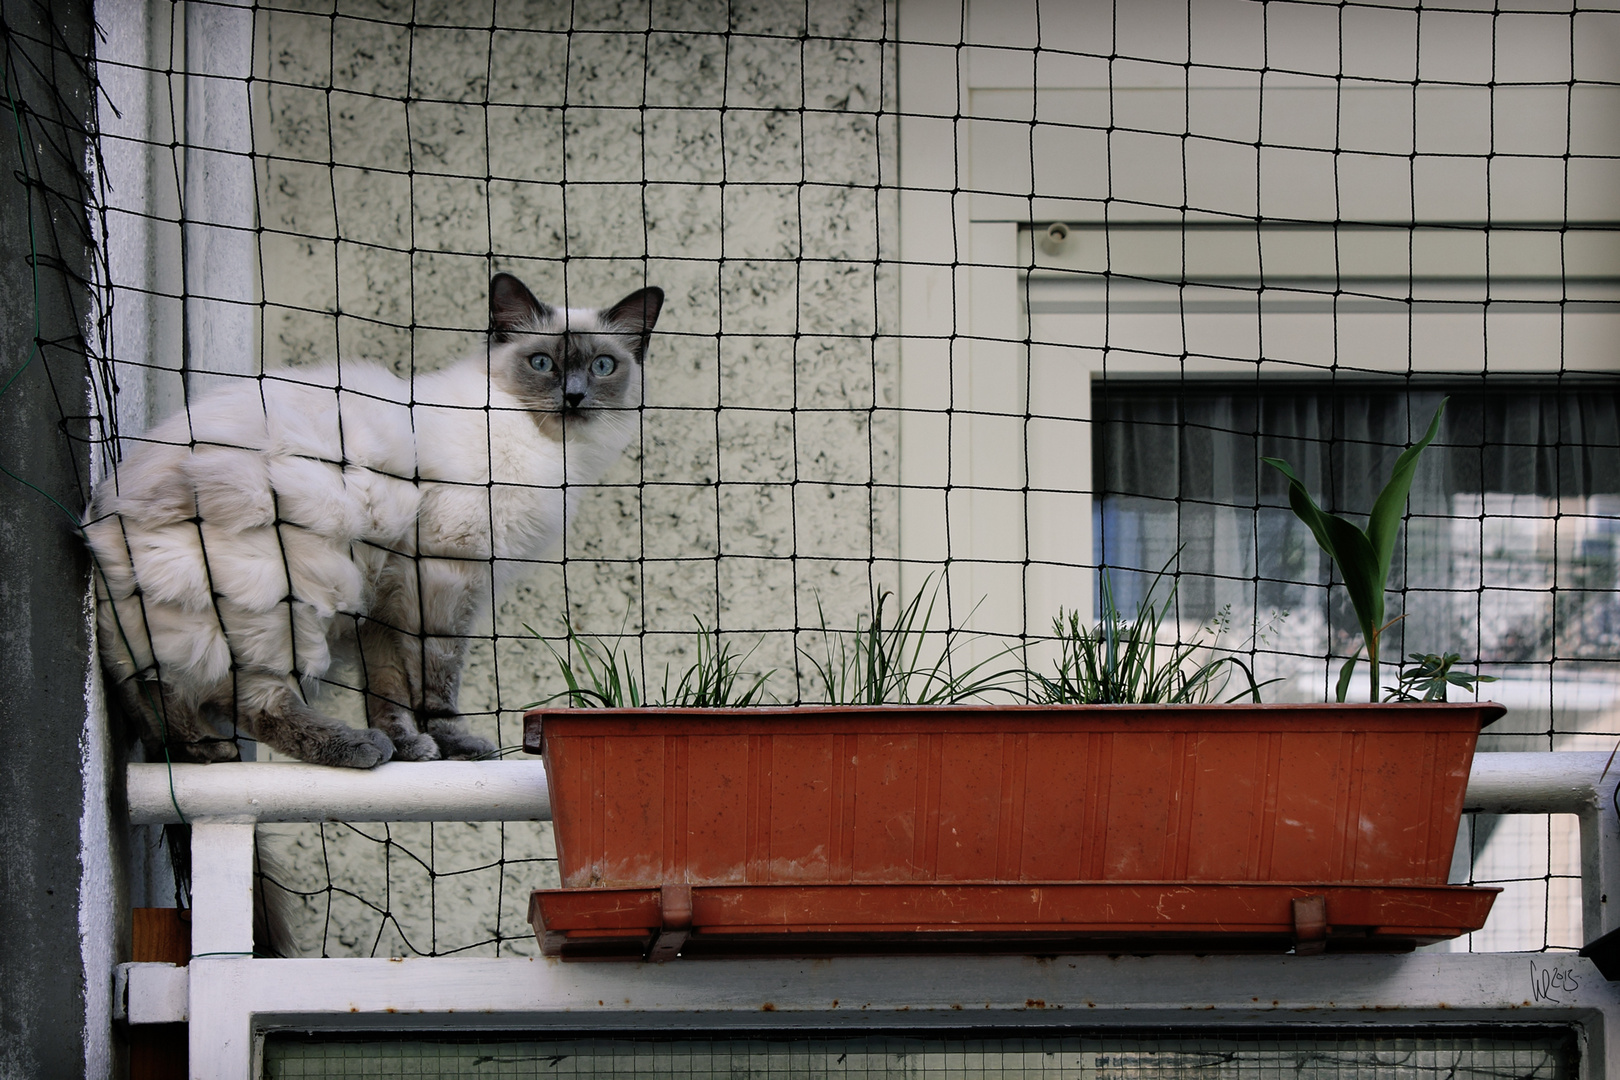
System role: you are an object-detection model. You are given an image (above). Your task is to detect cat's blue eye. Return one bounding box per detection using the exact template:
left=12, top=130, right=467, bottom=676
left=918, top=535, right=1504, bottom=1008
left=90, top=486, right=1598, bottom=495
left=528, top=353, right=554, bottom=373
left=590, top=355, right=617, bottom=377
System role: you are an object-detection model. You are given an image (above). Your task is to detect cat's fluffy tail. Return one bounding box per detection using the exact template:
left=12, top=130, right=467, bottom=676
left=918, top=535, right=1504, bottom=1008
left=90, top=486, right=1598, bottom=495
left=253, top=828, right=308, bottom=959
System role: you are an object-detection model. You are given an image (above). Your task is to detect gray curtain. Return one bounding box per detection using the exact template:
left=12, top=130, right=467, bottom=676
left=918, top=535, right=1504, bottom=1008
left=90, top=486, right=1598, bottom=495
left=1092, top=383, right=1620, bottom=672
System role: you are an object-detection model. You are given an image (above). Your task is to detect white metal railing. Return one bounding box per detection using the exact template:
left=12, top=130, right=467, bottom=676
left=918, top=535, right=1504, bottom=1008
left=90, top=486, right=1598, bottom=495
left=1465, top=752, right=1620, bottom=941
left=126, top=759, right=551, bottom=824
left=119, top=753, right=1620, bottom=1080
left=126, top=752, right=1620, bottom=941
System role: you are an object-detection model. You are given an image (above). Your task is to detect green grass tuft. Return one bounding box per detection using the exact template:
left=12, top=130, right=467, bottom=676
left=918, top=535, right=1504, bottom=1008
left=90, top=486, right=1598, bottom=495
left=800, top=577, right=1022, bottom=706
left=1026, top=563, right=1277, bottom=705
left=527, top=618, right=773, bottom=709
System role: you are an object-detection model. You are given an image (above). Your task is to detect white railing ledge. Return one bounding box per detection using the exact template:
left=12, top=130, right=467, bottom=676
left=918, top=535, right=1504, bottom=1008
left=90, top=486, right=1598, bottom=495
left=126, top=760, right=550, bottom=824
left=1466, top=750, right=1620, bottom=941
left=1466, top=750, right=1619, bottom=815
left=128, top=750, right=1615, bottom=826
left=125, top=751, right=1620, bottom=971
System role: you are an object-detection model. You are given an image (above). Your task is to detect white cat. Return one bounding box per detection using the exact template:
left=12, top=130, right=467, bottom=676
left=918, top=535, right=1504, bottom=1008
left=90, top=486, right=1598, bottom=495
left=85, top=275, right=662, bottom=767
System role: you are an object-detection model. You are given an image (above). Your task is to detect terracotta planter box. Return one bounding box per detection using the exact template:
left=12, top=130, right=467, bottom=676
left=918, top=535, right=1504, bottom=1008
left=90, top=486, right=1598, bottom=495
left=523, top=702, right=1504, bottom=959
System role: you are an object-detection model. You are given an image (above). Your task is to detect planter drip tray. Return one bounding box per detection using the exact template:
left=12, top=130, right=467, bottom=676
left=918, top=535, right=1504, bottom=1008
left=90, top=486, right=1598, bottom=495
left=528, top=882, right=1499, bottom=961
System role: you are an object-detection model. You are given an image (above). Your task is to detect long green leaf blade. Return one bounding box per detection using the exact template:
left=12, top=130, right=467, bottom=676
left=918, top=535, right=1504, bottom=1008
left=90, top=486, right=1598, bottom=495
left=1366, top=399, right=1446, bottom=587
left=1262, top=457, right=1342, bottom=565
left=1267, top=457, right=1385, bottom=644
left=1335, top=648, right=1362, bottom=703
left=1316, top=511, right=1385, bottom=643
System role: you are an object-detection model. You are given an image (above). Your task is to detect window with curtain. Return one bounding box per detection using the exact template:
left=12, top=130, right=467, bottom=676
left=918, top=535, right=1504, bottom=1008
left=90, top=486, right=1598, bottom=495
left=1092, top=381, right=1619, bottom=748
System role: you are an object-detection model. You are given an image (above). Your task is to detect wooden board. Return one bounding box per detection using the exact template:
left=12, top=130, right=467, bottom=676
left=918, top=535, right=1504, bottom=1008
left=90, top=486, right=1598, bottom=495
left=129, top=908, right=190, bottom=1080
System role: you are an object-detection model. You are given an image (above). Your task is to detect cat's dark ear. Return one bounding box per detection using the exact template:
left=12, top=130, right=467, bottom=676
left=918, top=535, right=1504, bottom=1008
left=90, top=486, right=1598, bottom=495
left=604, top=287, right=664, bottom=359
left=490, top=274, right=552, bottom=340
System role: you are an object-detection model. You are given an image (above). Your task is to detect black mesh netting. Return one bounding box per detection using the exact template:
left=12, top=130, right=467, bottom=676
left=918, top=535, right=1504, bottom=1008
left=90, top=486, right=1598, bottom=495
left=1, top=0, right=1614, bottom=958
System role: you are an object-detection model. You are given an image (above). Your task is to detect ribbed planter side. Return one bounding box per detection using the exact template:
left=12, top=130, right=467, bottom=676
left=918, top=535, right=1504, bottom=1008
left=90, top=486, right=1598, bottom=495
left=524, top=702, right=1503, bottom=890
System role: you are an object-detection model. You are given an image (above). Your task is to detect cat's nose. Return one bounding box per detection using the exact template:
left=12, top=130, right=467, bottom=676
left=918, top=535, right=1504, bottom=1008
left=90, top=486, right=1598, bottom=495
left=564, top=392, right=585, bottom=409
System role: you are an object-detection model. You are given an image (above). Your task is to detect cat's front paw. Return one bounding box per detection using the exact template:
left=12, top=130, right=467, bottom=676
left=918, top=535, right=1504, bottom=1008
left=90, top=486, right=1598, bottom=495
left=181, top=737, right=243, bottom=764
left=324, top=728, right=395, bottom=769
left=390, top=731, right=442, bottom=762
left=425, top=721, right=498, bottom=761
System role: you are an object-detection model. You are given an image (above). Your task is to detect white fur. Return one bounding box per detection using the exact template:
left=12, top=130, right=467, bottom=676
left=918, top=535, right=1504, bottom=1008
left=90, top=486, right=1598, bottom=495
left=87, top=352, right=640, bottom=691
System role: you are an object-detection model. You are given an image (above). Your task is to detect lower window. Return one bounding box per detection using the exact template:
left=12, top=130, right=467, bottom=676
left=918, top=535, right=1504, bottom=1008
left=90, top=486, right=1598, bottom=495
left=262, top=1029, right=1576, bottom=1079
left=1091, top=379, right=1619, bottom=748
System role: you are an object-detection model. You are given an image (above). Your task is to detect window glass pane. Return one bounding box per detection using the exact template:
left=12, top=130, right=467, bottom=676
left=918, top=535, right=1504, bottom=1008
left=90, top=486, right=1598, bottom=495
left=1091, top=382, right=1620, bottom=748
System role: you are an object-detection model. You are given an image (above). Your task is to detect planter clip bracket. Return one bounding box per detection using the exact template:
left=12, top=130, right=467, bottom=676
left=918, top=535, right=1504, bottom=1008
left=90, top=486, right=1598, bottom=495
left=1292, top=895, right=1328, bottom=956
left=649, top=884, right=693, bottom=962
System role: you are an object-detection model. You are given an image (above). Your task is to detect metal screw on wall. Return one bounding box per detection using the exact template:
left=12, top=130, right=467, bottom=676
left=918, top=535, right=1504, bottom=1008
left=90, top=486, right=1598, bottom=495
left=1039, top=221, right=1071, bottom=256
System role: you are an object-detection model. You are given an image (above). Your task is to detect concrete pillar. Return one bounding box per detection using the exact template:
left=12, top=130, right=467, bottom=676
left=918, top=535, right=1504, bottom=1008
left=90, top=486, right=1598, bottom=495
left=0, top=1, right=112, bottom=1076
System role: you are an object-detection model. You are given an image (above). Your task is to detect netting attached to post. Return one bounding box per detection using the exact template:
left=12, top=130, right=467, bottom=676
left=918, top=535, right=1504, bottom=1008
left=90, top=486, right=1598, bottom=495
left=2, top=0, right=1613, bottom=957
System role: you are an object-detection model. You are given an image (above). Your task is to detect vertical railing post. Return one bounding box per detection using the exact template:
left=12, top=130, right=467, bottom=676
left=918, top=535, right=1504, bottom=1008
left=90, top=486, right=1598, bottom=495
left=188, top=820, right=256, bottom=1079
left=189, top=820, right=256, bottom=959
left=1581, top=767, right=1620, bottom=941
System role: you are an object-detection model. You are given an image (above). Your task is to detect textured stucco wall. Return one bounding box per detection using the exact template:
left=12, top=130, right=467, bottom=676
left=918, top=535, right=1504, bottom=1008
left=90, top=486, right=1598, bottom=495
left=247, top=0, right=898, bottom=957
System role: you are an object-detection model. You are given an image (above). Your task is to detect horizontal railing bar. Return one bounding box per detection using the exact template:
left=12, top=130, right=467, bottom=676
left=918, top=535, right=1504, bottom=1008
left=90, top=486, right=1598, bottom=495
left=126, top=761, right=550, bottom=824
left=129, top=751, right=1612, bottom=826
left=1465, top=751, right=1617, bottom=816
left=1464, top=750, right=1620, bottom=939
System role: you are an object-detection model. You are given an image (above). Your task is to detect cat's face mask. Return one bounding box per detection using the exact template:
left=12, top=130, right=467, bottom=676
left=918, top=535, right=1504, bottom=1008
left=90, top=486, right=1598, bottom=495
left=488, top=273, right=664, bottom=426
